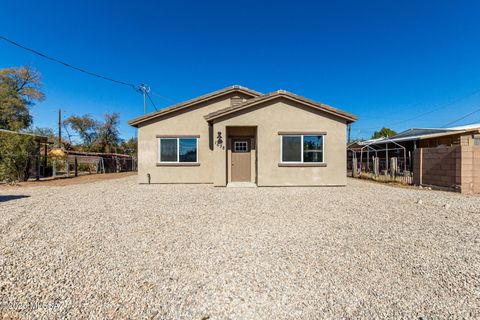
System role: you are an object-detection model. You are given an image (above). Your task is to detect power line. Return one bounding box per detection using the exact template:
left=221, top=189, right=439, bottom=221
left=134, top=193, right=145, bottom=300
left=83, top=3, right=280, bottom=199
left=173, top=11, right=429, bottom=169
left=150, top=90, right=176, bottom=104
left=387, top=88, right=480, bottom=126
left=353, top=87, right=480, bottom=131
left=146, top=92, right=158, bottom=111
left=0, top=35, right=137, bottom=89
left=441, top=107, right=480, bottom=127
left=1, top=35, right=176, bottom=113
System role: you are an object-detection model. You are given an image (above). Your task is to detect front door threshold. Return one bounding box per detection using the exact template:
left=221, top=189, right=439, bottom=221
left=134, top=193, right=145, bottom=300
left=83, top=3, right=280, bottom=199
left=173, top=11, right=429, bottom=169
left=227, top=182, right=257, bottom=188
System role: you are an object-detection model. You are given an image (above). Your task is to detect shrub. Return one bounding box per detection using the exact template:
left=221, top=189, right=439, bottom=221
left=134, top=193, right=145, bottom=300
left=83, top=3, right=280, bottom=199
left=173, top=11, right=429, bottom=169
left=0, top=132, right=36, bottom=182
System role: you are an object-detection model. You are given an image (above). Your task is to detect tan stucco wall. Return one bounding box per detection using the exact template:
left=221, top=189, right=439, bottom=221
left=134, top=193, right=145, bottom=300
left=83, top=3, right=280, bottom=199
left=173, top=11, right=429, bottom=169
left=212, top=98, right=348, bottom=186
left=137, top=95, right=350, bottom=186
left=137, top=93, right=253, bottom=183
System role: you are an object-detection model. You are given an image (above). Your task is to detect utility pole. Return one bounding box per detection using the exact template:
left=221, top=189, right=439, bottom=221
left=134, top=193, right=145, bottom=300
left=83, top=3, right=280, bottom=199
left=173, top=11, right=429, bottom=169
left=347, top=123, right=352, bottom=144
left=58, top=109, right=62, bottom=148
left=138, top=84, right=150, bottom=114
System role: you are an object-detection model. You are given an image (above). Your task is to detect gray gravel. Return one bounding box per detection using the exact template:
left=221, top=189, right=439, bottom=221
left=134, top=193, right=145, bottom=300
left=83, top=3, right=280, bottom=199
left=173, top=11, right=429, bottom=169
left=1, top=176, right=479, bottom=319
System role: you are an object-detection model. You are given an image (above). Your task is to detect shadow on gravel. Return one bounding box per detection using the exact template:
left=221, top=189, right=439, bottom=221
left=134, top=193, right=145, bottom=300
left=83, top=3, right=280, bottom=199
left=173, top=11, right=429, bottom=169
left=0, top=195, right=30, bottom=202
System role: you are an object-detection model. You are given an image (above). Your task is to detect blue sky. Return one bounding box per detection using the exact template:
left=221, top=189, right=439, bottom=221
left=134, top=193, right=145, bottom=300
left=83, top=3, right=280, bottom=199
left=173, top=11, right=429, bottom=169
left=1, top=0, right=480, bottom=140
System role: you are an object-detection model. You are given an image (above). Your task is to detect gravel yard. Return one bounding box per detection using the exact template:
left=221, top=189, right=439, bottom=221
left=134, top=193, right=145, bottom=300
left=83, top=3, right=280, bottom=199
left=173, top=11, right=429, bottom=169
left=1, top=176, right=479, bottom=319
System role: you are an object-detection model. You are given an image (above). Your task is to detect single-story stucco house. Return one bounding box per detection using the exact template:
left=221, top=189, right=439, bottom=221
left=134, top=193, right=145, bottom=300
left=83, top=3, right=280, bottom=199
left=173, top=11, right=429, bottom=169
left=128, top=86, right=358, bottom=186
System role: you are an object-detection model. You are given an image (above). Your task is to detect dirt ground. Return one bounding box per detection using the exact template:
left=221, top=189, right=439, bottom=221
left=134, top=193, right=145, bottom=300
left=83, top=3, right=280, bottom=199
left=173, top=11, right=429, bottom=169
left=0, top=171, right=135, bottom=188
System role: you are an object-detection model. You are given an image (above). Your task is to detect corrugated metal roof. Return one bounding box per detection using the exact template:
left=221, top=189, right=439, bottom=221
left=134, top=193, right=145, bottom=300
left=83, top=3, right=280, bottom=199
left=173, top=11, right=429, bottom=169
left=390, top=128, right=456, bottom=139
left=358, top=123, right=480, bottom=145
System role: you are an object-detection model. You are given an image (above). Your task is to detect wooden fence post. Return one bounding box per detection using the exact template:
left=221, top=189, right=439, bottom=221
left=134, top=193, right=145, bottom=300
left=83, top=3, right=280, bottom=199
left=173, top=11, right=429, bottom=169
left=35, top=141, right=40, bottom=181
left=419, top=148, right=423, bottom=185
left=373, top=156, right=380, bottom=176
left=74, top=157, right=78, bottom=177
left=390, top=157, right=398, bottom=177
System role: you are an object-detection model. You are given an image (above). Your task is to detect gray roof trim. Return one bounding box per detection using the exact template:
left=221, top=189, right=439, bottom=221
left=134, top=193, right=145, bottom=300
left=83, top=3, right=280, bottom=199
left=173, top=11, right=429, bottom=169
left=0, top=128, right=49, bottom=142
left=204, top=90, right=358, bottom=123
left=390, top=128, right=456, bottom=139
left=128, top=85, right=262, bottom=127
left=358, top=127, right=480, bottom=145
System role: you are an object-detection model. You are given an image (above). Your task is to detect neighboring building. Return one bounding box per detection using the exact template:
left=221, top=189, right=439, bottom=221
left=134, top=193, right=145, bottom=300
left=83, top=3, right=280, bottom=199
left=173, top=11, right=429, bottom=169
left=348, top=123, right=480, bottom=172
left=128, top=86, right=358, bottom=186
left=347, top=123, right=480, bottom=193
left=373, top=124, right=480, bottom=148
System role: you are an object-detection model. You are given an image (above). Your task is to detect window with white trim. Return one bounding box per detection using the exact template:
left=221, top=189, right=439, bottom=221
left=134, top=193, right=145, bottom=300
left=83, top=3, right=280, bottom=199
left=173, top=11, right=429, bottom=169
left=158, top=137, right=198, bottom=163
left=281, top=135, right=324, bottom=163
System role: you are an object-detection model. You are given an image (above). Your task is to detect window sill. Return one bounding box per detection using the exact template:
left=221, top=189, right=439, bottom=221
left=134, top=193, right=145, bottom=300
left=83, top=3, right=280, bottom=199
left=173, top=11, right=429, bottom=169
left=278, top=163, right=327, bottom=167
left=156, top=163, right=200, bottom=167
left=278, top=131, right=327, bottom=135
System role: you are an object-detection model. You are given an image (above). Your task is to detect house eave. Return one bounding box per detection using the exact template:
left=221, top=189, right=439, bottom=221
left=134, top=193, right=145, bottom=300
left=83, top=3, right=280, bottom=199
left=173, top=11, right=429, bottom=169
left=128, top=86, right=262, bottom=127
left=204, top=92, right=358, bottom=123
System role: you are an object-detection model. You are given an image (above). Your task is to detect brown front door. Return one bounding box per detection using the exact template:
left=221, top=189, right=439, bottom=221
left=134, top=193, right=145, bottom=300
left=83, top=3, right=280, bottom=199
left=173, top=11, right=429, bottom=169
left=231, top=139, right=251, bottom=182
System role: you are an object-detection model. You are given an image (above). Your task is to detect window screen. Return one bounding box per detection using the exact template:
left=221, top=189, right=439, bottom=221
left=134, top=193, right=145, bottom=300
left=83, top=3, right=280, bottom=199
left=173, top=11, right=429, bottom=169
left=160, top=138, right=177, bottom=162
left=282, top=136, right=302, bottom=162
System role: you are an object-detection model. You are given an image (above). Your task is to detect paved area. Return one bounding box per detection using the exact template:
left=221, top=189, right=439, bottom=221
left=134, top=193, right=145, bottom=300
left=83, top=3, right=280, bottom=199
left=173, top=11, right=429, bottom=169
left=0, top=176, right=479, bottom=319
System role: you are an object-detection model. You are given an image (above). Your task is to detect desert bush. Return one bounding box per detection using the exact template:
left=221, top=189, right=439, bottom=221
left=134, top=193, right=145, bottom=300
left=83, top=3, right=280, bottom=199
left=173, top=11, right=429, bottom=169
left=0, top=132, right=36, bottom=182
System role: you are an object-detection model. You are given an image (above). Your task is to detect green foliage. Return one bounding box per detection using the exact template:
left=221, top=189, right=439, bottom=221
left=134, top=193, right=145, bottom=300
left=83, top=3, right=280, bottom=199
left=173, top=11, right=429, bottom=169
left=63, top=114, right=99, bottom=148
left=32, top=127, right=56, bottom=143
left=120, top=137, right=137, bottom=156
left=63, top=112, right=124, bottom=153
left=371, top=127, right=397, bottom=139
left=92, top=113, right=122, bottom=153
left=0, top=132, right=36, bottom=182
left=0, top=66, right=45, bottom=131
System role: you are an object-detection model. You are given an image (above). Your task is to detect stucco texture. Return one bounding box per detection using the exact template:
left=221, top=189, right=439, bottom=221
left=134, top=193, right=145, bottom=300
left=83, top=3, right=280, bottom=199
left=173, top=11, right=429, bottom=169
left=137, top=93, right=252, bottom=184
left=137, top=95, right=349, bottom=186
left=212, top=98, right=348, bottom=186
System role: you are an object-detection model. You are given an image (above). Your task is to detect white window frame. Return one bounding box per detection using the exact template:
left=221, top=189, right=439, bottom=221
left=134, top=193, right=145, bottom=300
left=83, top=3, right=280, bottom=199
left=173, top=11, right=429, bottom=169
left=280, top=134, right=325, bottom=163
left=234, top=140, right=248, bottom=152
left=158, top=137, right=199, bottom=163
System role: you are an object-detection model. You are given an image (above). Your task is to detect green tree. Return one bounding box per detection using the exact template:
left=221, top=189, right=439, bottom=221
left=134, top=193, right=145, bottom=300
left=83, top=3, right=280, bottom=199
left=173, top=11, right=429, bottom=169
left=63, top=114, right=99, bottom=148
left=0, top=66, right=45, bottom=131
left=0, top=131, right=36, bottom=182
left=93, top=113, right=122, bottom=153
left=371, top=127, right=397, bottom=139
left=32, top=127, right=56, bottom=143
left=120, top=137, right=137, bottom=156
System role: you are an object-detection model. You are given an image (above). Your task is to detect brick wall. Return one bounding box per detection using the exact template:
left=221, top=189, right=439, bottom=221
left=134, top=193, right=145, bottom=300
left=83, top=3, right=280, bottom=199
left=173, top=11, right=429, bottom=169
left=413, top=146, right=480, bottom=193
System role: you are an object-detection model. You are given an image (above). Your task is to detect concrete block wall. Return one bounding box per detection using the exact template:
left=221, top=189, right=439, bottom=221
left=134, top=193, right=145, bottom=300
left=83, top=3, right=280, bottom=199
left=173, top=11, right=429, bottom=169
left=462, top=146, right=480, bottom=193
left=413, top=146, right=480, bottom=193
